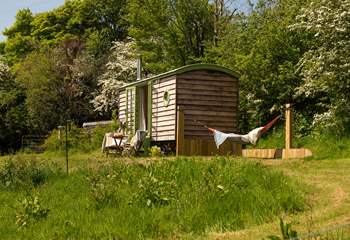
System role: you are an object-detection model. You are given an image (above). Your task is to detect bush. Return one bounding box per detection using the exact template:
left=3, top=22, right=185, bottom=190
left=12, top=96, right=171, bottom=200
left=0, top=156, right=52, bottom=189
left=44, top=124, right=115, bottom=153
left=149, top=146, right=162, bottom=157
left=15, top=193, right=49, bottom=228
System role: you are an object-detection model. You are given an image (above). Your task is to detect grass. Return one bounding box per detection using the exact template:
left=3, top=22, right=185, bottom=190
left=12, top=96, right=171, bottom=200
left=0, top=154, right=306, bottom=239
left=1, top=127, right=350, bottom=239
left=254, top=127, right=350, bottom=160
left=213, top=158, right=350, bottom=240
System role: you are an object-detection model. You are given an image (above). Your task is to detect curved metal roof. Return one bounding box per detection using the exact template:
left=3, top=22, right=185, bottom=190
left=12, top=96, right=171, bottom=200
left=119, top=63, right=240, bottom=89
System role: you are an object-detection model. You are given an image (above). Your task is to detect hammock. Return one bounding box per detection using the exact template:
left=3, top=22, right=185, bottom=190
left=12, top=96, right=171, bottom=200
left=209, top=116, right=280, bottom=148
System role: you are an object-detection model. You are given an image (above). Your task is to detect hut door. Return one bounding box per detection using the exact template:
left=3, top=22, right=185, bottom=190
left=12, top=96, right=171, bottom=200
left=137, top=86, right=148, bottom=131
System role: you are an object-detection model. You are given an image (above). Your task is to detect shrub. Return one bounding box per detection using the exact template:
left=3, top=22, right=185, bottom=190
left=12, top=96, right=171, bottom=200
left=15, top=193, right=49, bottom=228
left=135, top=172, right=178, bottom=207
left=87, top=173, right=120, bottom=209
left=149, top=146, right=162, bottom=157
left=44, top=124, right=115, bottom=153
left=0, top=156, right=52, bottom=189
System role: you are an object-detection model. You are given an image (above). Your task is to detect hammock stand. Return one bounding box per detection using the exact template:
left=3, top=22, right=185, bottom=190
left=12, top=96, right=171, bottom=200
left=241, top=104, right=312, bottom=159
left=194, top=104, right=312, bottom=159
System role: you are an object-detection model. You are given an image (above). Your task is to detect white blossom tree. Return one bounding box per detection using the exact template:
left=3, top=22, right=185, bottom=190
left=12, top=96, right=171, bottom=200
left=92, top=38, right=137, bottom=113
left=0, top=59, right=11, bottom=86
left=290, top=0, right=350, bottom=134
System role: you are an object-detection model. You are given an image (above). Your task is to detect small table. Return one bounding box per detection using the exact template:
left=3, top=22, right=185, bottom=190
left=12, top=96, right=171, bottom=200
left=111, top=133, right=125, bottom=154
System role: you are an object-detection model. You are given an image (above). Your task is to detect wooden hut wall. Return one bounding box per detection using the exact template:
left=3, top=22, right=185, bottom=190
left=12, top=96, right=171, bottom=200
left=176, top=70, right=239, bottom=139
left=119, top=90, right=126, bottom=123
left=152, top=76, right=177, bottom=141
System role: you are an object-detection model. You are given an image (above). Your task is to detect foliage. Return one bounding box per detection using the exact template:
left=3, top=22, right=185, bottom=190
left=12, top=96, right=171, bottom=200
left=0, top=156, right=52, bottom=189
left=2, top=9, right=35, bottom=64
left=149, top=146, right=162, bottom=157
left=264, top=218, right=298, bottom=240
left=15, top=193, right=49, bottom=228
left=290, top=0, right=350, bottom=135
left=213, top=0, right=310, bottom=131
left=14, top=50, right=66, bottom=134
left=14, top=42, right=102, bottom=135
left=3, top=0, right=128, bottom=62
left=43, top=124, right=114, bottom=154
left=127, top=0, right=215, bottom=73
left=87, top=173, right=121, bottom=209
left=0, top=59, right=27, bottom=153
left=92, top=39, right=137, bottom=113
left=84, top=157, right=305, bottom=237
left=1, top=0, right=350, bottom=151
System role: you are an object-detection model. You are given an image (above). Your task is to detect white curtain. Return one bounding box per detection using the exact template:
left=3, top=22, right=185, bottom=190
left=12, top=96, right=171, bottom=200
left=139, top=89, right=146, bottom=130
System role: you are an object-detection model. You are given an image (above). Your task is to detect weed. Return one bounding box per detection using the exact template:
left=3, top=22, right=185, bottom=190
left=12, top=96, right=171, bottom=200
left=87, top=173, right=120, bottom=209
left=15, top=193, right=49, bottom=228
left=264, top=218, right=298, bottom=240
left=149, top=145, right=162, bottom=157
left=135, top=171, right=178, bottom=207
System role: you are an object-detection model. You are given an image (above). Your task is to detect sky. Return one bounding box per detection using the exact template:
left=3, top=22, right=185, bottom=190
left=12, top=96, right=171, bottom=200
left=0, top=0, right=65, bottom=41
left=0, top=0, right=255, bottom=41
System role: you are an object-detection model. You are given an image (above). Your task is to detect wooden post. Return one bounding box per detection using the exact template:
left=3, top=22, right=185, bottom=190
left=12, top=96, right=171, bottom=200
left=285, top=104, right=292, bottom=149
left=284, top=103, right=292, bottom=159
left=176, top=106, right=184, bottom=156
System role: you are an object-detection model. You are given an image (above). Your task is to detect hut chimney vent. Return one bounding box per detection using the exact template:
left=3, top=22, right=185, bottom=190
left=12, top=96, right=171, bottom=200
left=137, top=56, right=142, bottom=81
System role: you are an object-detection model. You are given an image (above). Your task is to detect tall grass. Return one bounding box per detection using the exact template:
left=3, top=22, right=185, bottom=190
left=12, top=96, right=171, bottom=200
left=0, top=156, right=306, bottom=239
left=255, top=127, right=350, bottom=159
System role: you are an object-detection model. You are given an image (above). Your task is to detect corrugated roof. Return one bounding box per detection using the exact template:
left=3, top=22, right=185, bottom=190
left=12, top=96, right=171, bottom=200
left=119, top=63, right=240, bottom=90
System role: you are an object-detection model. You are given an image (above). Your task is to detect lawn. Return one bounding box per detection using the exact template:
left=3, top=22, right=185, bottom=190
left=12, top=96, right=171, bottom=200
left=0, top=153, right=349, bottom=239
left=0, top=153, right=306, bottom=239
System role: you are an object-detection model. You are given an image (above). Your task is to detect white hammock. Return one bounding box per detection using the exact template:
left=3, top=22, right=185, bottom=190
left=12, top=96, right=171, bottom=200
left=213, top=127, right=264, bottom=148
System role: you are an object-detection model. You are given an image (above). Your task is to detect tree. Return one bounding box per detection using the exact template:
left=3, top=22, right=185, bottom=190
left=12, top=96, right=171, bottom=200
left=92, top=39, right=137, bottom=114
left=290, top=0, right=350, bottom=135
left=14, top=50, right=66, bottom=134
left=14, top=40, right=101, bottom=134
left=2, top=9, right=35, bottom=64
left=128, top=0, right=215, bottom=73
left=213, top=0, right=309, bottom=131
left=31, top=0, right=128, bottom=54
left=0, top=59, right=27, bottom=153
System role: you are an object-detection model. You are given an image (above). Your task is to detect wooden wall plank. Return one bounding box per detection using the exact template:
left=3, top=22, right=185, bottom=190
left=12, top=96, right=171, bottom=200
left=178, top=94, right=237, bottom=102
left=177, top=88, right=238, bottom=97
left=181, top=139, right=241, bottom=156
left=178, top=84, right=238, bottom=92
left=177, top=99, right=237, bottom=107
left=152, top=75, right=176, bottom=141
left=119, top=90, right=127, bottom=122
left=178, top=78, right=236, bottom=87
left=177, top=70, right=239, bottom=140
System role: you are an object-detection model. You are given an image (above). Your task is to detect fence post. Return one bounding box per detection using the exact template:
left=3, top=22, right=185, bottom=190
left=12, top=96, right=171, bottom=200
left=284, top=103, right=292, bottom=159
left=176, top=106, right=184, bottom=156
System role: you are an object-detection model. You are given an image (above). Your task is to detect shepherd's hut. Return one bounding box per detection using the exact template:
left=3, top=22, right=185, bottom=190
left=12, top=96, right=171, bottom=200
left=118, top=63, right=241, bottom=156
